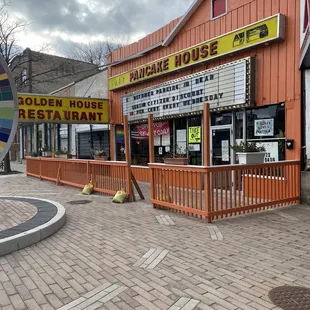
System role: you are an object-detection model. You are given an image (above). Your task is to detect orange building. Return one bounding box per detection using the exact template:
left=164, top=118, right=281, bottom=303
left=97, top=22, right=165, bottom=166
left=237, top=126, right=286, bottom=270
left=108, top=0, right=301, bottom=181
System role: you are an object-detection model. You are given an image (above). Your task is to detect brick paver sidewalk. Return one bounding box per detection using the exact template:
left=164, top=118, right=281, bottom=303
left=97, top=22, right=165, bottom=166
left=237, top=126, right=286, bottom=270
left=0, top=173, right=309, bottom=309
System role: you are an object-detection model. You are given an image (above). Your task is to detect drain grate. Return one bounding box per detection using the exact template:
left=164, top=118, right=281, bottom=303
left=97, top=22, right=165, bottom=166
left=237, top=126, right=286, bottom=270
left=67, top=200, right=92, bottom=205
left=269, top=286, right=310, bottom=310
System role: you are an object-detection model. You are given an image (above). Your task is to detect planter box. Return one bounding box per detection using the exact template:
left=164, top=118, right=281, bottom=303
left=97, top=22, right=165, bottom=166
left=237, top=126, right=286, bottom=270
left=236, top=152, right=265, bottom=165
left=94, top=156, right=109, bottom=161
left=164, top=158, right=190, bottom=165
left=56, top=154, right=72, bottom=159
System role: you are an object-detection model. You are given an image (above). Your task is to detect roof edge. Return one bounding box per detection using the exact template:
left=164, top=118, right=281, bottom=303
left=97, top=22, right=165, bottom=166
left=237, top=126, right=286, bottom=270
left=162, top=0, right=204, bottom=47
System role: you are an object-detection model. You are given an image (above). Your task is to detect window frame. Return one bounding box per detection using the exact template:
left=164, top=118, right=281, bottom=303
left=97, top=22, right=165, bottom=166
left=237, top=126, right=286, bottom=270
left=211, top=0, right=228, bottom=20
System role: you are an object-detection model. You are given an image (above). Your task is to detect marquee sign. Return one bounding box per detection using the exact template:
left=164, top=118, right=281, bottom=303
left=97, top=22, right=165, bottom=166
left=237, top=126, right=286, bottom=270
left=122, top=57, right=252, bottom=122
left=110, top=14, right=285, bottom=90
left=18, top=94, right=109, bottom=124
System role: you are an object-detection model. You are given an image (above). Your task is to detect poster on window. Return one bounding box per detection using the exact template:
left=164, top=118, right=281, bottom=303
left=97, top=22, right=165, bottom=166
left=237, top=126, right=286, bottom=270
left=254, top=119, right=274, bottom=136
left=176, top=142, right=187, bottom=154
left=188, top=126, right=201, bottom=143
left=256, top=142, right=279, bottom=162
left=162, top=134, right=170, bottom=146
left=154, top=136, right=161, bottom=146
left=221, top=140, right=230, bottom=162
left=177, top=129, right=187, bottom=142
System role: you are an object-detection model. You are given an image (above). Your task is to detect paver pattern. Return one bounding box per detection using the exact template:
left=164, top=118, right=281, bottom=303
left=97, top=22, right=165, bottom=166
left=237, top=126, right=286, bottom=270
left=0, top=200, right=37, bottom=231
left=0, top=165, right=310, bottom=309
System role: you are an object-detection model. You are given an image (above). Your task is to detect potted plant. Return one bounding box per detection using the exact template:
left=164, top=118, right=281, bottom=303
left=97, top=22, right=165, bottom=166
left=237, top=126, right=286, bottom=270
left=55, top=148, right=72, bottom=159
left=91, top=148, right=109, bottom=161
left=42, top=147, right=52, bottom=157
left=231, top=141, right=266, bottom=165
left=163, top=146, right=190, bottom=165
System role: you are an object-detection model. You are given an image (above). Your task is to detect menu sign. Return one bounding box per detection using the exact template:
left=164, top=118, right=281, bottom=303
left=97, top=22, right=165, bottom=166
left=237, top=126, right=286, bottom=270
left=122, top=58, right=252, bottom=122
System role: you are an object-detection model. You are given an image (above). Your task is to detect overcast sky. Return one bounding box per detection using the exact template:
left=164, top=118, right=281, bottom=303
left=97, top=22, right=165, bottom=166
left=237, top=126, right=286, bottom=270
left=8, top=0, right=193, bottom=56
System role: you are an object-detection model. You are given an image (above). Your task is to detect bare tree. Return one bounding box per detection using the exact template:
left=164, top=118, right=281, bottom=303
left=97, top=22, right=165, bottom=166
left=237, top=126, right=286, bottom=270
left=0, top=0, right=98, bottom=173
left=68, top=36, right=130, bottom=67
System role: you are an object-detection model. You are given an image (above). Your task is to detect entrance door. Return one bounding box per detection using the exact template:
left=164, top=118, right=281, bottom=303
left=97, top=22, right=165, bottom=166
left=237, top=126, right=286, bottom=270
left=210, top=126, right=232, bottom=166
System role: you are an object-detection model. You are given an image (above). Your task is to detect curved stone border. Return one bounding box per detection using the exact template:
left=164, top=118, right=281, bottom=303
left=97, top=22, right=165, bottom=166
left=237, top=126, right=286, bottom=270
left=0, top=196, right=66, bottom=256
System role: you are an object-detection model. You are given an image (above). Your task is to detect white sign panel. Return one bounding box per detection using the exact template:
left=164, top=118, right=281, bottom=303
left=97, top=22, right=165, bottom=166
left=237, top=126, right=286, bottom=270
left=257, top=142, right=279, bottom=162
left=177, top=129, right=187, bottom=142
left=162, top=134, right=170, bottom=146
left=123, top=58, right=251, bottom=122
left=221, top=140, right=230, bottom=162
left=254, top=119, right=274, bottom=136
left=154, top=135, right=161, bottom=146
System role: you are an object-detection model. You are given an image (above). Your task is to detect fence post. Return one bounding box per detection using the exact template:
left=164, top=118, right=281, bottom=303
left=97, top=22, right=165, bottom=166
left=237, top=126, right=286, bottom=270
left=203, top=103, right=212, bottom=223
left=123, top=115, right=133, bottom=201
left=86, top=161, right=90, bottom=185
left=39, top=158, right=42, bottom=180
left=148, top=114, right=155, bottom=164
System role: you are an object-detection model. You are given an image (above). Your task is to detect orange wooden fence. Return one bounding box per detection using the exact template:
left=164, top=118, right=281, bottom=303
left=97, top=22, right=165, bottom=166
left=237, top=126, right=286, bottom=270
left=149, top=160, right=300, bottom=222
left=26, top=157, right=129, bottom=196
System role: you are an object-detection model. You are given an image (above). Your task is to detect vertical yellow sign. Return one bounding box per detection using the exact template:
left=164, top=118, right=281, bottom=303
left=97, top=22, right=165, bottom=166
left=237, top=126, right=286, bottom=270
left=188, top=127, right=201, bottom=143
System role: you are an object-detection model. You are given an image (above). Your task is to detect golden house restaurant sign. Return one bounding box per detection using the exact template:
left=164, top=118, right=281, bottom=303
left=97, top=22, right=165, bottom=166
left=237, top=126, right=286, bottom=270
left=18, top=94, right=109, bottom=124
left=109, top=14, right=285, bottom=90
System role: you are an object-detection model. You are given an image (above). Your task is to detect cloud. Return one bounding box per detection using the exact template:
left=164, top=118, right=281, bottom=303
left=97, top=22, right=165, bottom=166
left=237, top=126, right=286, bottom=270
left=9, top=0, right=193, bottom=39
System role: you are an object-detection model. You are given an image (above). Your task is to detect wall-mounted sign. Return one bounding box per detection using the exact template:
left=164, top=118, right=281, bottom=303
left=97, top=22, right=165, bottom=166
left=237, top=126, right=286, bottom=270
left=18, top=94, right=109, bottom=124
left=123, top=58, right=252, bottom=121
left=257, top=142, right=279, bottom=162
left=109, top=14, right=285, bottom=90
left=188, top=126, right=201, bottom=143
left=254, top=118, right=274, bottom=136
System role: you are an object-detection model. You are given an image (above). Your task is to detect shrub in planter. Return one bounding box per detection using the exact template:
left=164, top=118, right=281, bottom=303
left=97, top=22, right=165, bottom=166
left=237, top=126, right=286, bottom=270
left=163, top=146, right=190, bottom=165
left=231, top=142, right=266, bottom=165
left=91, top=148, right=109, bottom=161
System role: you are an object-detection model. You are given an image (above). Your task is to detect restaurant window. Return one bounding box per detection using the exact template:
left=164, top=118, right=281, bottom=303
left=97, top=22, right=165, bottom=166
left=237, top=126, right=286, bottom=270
left=115, top=125, right=125, bottom=161
left=212, top=0, right=227, bottom=19
left=246, top=103, right=286, bottom=161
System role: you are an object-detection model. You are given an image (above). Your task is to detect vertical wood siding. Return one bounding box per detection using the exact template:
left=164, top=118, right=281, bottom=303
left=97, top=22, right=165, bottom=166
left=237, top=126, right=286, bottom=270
left=109, top=0, right=301, bottom=160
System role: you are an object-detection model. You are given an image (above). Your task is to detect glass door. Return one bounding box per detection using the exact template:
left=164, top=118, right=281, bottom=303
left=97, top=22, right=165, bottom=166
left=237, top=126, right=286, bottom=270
left=210, top=126, right=232, bottom=166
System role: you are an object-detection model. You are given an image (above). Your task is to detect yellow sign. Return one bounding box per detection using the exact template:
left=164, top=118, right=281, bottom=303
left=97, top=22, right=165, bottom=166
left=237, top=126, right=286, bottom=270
left=18, top=94, right=109, bottom=124
left=189, top=127, right=201, bottom=143
left=109, top=14, right=285, bottom=90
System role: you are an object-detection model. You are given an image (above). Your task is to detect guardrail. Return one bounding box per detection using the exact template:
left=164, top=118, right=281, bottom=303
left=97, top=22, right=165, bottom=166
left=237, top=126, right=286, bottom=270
left=149, top=160, right=300, bottom=222
left=26, top=157, right=129, bottom=196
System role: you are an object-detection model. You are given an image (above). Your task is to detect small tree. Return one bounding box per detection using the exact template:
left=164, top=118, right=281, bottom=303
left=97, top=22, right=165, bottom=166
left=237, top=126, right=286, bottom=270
left=68, top=36, right=130, bottom=67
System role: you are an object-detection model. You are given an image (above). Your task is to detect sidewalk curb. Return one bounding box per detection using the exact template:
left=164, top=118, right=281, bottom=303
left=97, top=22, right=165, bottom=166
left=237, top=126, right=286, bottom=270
left=0, top=196, right=66, bottom=256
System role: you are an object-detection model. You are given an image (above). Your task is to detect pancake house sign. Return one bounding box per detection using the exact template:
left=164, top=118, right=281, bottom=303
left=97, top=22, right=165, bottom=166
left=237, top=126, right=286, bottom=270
left=18, top=94, right=109, bottom=124
left=109, top=14, right=285, bottom=90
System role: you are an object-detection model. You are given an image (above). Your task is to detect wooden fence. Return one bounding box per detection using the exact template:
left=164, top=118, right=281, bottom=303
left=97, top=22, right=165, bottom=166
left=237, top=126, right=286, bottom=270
left=26, top=157, right=129, bottom=196
left=149, top=160, right=300, bottom=222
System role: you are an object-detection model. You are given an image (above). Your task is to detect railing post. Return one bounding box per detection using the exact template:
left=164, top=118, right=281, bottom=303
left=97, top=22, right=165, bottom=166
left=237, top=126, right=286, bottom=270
left=123, top=115, right=133, bottom=201
left=39, top=158, right=42, bottom=180
left=148, top=114, right=155, bottom=164
left=86, top=161, right=90, bottom=185
left=203, top=103, right=212, bottom=223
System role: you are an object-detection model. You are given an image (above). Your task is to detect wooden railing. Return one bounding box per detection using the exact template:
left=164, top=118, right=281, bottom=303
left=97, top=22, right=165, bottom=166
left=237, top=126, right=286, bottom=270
left=26, top=157, right=129, bottom=196
left=149, top=160, right=300, bottom=222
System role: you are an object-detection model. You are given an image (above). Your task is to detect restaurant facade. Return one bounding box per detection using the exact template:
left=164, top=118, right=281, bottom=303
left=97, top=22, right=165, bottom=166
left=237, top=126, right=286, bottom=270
left=108, top=0, right=301, bottom=182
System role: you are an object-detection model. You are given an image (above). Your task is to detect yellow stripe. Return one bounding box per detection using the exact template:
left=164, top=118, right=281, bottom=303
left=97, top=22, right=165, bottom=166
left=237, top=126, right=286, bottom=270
left=0, top=73, right=8, bottom=81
